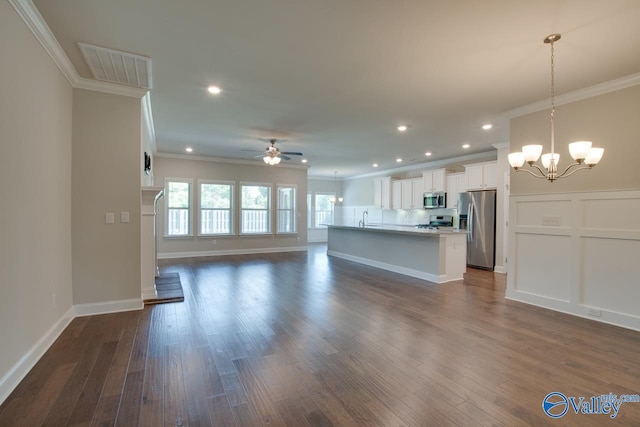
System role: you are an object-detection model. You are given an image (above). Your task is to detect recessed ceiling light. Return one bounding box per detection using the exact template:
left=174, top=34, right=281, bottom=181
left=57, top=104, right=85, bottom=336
left=397, top=125, right=408, bottom=132
left=462, top=144, right=470, bottom=149
left=373, top=163, right=379, bottom=167
left=301, top=159, right=308, bottom=163
left=207, top=85, right=222, bottom=94
left=425, top=152, right=432, bottom=157
left=482, top=124, right=493, bottom=130
left=185, top=147, right=193, bottom=152
left=396, top=158, right=403, bottom=163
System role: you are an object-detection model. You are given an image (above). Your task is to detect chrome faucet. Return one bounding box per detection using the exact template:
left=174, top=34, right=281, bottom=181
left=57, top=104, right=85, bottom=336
left=358, top=210, right=368, bottom=227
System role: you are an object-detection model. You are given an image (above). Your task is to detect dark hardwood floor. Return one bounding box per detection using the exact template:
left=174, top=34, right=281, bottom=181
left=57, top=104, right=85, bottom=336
left=2, top=243, right=640, bottom=426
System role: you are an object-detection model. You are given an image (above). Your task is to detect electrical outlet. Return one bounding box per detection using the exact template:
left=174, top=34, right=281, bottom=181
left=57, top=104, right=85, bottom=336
left=105, top=212, right=115, bottom=224
left=542, top=216, right=561, bottom=226
left=587, top=308, right=602, bottom=317
left=120, top=211, right=129, bottom=223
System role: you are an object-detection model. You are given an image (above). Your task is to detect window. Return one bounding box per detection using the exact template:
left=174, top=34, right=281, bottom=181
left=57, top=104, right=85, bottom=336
left=240, top=184, right=271, bottom=234
left=166, top=179, right=192, bottom=236
left=276, top=185, right=296, bottom=233
left=199, top=181, right=233, bottom=235
left=314, top=193, right=334, bottom=228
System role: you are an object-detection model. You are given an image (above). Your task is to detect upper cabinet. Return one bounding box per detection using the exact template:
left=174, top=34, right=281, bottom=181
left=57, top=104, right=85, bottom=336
left=423, top=168, right=446, bottom=192
left=465, top=161, right=497, bottom=190
left=445, top=172, right=467, bottom=208
left=412, top=177, right=424, bottom=209
left=373, top=177, right=393, bottom=209
left=392, top=180, right=402, bottom=210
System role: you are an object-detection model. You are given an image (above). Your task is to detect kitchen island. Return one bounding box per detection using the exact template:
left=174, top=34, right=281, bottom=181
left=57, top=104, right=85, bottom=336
left=327, top=225, right=467, bottom=283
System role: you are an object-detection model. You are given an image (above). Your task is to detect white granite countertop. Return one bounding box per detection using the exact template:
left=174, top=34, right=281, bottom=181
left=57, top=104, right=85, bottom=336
left=326, top=223, right=467, bottom=237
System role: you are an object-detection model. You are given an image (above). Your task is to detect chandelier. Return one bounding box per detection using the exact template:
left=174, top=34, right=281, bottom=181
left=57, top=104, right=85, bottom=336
left=329, top=171, right=343, bottom=203
left=508, top=34, right=604, bottom=182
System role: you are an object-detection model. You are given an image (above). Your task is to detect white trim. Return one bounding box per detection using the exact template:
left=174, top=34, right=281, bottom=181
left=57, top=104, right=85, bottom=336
left=493, top=265, right=507, bottom=274
left=0, top=307, right=74, bottom=405
left=307, top=237, right=328, bottom=243
left=74, top=299, right=143, bottom=317
left=503, top=72, right=640, bottom=119
left=142, top=285, right=158, bottom=301
left=154, top=153, right=309, bottom=169
left=158, top=246, right=307, bottom=259
left=8, top=0, right=148, bottom=98
left=327, top=250, right=450, bottom=284
left=505, top=292, right=640, bottom=333
left=341, top=151, right=497, bottom=181
left=492, top=142, right=510, bottom=150
left=142, top=93, right=157, bottom=152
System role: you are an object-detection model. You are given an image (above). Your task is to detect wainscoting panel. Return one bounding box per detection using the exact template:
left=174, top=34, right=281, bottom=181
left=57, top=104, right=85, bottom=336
left=514, top=233, right=571, bottom=301
left=581, top=237, right=640, bottom=316
left=507, top=189, right=640, bottom=331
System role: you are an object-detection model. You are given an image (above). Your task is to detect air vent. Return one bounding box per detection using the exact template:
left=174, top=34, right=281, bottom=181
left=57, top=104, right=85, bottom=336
left=78, top=43, right=152, bottom=89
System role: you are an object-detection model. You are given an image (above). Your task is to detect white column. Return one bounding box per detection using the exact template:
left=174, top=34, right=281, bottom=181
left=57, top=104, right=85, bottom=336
left=141, top=187, right=164, bottom=300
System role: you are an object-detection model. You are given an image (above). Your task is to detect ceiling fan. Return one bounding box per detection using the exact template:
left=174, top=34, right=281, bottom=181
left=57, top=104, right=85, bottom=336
left=255, top=138, right=303, bottom=165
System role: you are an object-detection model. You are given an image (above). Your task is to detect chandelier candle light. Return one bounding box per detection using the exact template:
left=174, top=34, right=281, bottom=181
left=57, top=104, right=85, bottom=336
left=508, top=34, right=604, bottom=182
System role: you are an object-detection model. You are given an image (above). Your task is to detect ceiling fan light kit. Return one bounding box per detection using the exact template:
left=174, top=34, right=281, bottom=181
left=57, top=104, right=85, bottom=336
left=257, top=138, right=303, bottom=166
left=508, top=34, right=604, bottom=182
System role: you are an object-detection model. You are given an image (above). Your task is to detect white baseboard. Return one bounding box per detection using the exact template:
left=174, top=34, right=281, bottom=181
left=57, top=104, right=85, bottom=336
left=493, top=265, right=507, bottom=274
left=158, top=246, right=308, bottom=259
left=327, top=250, right=450, bottom=284
left=307, top=238, right=327, bottom=243
left=506, top=290, right=640, bottom=333
left=141, top=286, right=157, bottom=301
left=0, top=307, right=74, bottom=405
left=74, top=298, right=143, bottom=317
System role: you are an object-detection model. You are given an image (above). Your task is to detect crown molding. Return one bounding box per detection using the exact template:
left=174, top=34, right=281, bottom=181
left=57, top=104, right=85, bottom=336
left=492, top=142, right=510, bottom=150
left=343, top=150, right=497, bottom=181
left=154, top=153, right=310, bottom=170
left=74, top=77, right=148, bottom=98
left=9, top=0, right=147, bottom=99
left=503, top=72, right=640, bottom=119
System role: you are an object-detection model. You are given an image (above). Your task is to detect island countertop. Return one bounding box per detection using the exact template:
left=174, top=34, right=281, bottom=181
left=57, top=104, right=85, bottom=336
left=326, top=224, right=467, bottom=237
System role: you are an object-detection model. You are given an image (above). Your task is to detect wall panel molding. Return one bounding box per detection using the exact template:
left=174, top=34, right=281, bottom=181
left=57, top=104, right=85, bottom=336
left=507, top=190, right=640, bottom=331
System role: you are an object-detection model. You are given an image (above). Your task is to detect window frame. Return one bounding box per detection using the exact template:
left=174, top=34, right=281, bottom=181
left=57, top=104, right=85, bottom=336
left=239, top=182, right=272, bottom=235
left=198, top=179, right=234, bottom=237
left=164, top=178, right=193, bottom=238
left=311, top=192, right=335, bottom=229
left=276, top=184, right=297, bottom=234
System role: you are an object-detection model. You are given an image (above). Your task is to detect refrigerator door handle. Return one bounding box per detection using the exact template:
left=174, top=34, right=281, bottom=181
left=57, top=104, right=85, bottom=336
left=467, top=203, right=473, bottom=242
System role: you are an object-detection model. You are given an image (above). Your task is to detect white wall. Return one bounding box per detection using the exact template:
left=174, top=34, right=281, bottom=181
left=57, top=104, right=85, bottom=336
left=508, top=85, right=640, bottom=331
left=154, top=156, right=308, bottom=257
left=141, top=93, right=154, bottom=187
left=0, top=0, right=73, bottom=401
left=72, top=89, right=142, bottom=306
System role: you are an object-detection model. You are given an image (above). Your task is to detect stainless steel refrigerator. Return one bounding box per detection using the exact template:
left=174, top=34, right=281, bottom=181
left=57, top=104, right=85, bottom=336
left=458, top=190, right=496, bottom=270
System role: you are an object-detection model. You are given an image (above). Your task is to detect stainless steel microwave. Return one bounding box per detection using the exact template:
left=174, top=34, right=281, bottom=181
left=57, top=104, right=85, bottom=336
left=423, top=192, right=446, bottom=209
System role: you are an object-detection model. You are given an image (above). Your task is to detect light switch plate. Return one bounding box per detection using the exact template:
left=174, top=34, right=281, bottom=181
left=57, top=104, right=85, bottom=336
left=120, top=211, right=129, bottom=223
left=105, top=212, right=115, bottom=224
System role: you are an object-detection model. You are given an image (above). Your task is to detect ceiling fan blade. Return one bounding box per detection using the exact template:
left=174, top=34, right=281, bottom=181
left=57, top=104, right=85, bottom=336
left=281, top=151, right=303, bottom=156
left=280, top=155, right=291, bottom=161
left=258, top=137, right=288, bottom=144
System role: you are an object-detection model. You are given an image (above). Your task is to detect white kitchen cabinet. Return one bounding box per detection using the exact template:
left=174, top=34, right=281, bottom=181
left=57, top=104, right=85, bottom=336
left=465, top=161, right=497, bottom=190
left=446, top=172, right=466, bottom=208
left=401, top=180, right=413, bottom=209
left=422, top=168, right=446, bottom=192
left=373, top=177, right=393, bottom=209
left=392, top=180, right=402, bottom=210
left=412, top=177, right=424, bottom=209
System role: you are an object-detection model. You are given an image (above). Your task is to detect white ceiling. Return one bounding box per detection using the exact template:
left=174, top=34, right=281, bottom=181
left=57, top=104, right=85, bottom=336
left=33, top=0, right=640, bottom=177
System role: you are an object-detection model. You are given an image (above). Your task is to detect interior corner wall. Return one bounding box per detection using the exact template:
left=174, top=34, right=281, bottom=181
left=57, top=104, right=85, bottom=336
left=141, top=93, right=154, bottom=187
left=507, top=84, right=640, bottom=331
left=154, top=156, right=308, bottom=257
left=72, top=89, right=142, bottom=306
left=0, top=0, right=73, bottom=400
